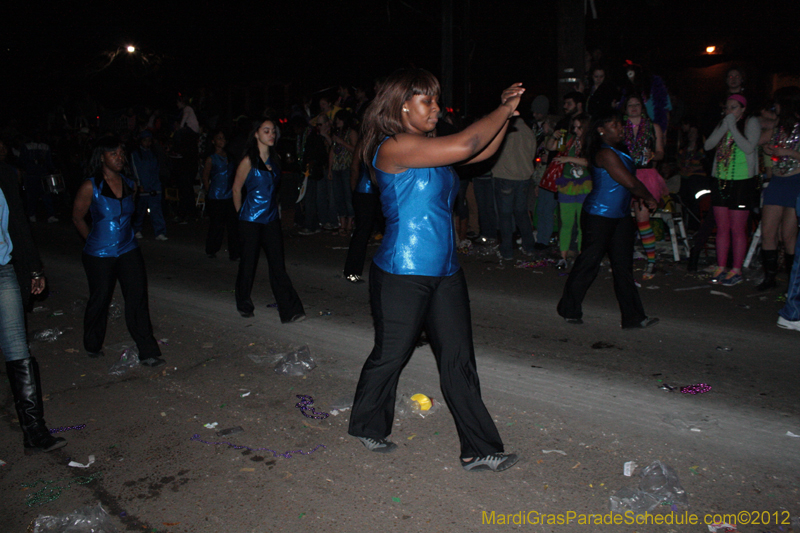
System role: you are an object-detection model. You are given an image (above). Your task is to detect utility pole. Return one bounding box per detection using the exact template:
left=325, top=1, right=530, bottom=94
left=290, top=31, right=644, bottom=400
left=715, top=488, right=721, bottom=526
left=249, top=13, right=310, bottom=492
left=556, top=0, right=586, bottom=105
left=441, top=0, right=453, bottom=110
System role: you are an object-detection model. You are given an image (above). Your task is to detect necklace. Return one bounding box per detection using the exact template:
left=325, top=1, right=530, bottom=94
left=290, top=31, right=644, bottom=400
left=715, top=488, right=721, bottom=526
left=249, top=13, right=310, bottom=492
left=623, top=116, right=653, bottom=167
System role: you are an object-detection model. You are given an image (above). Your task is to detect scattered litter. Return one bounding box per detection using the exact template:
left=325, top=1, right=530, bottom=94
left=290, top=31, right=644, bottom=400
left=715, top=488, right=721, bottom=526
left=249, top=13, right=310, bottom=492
left=23, top=473, right=103, bottom=507
left=108, top=301, right=122, bottom=320
left=716, top=346, right=733, bottom=351
left=49, top=424, right=86, bottom=434
left=65, top=348, right=79, bottom=353
left=787, top=431, right=800, bottom=438
left=33, top=306, right=48, bottom=313
left=709, top=290, right=732, bottom=299
left=542, top=449, right=567, bottom=455
left=68, top=455, right=96, bottom=468
left=395, top=393, right=442, bottom=418
left=392, top=497, right=401, bottom=503
left=48, top=310, right=64, bottom=317
left=33, top=328, right=63, bottom=342
left=610, top=460, right=688, bottom=514
left=624, top=461, right=637, bottom=476
left=189, top=434, right=325, bottom=458
left=274, top=346, right=316, bottom=376
left=707, top=523, right=739, bottom=532
left=204, top=422, right=219, bottom=429
left=0, top=459, right=6, bottom=466
left=736, top=303, right=751, bottom=309
left=645, top=285, right=659, bottom=290
left=658, top=384, right=678, bottom=392
left=410, top=393, right=432, bottom=411
left=30, top=502, right=117, bottom=531
left=331, top=246, right=348, bottom=250
left=240, top=468, right=255, bottom=472
left=295, top=395, right=329, bottom=419
left=680, top=383, right=712, bottom=394
left=157, top=338, right=169, bottom=345
left=216, top=426, right=244, bottom=437
left=108, top=347, right=139, bottom=376
left=71, top=298, right=87, bottom=311
left=240, top=391, right=251, bottom=397
left=266, top=303, right=278, bottom=308
left=673, top=285, right=708, bottom=291
left=330, top=397, right=353, bottom=411
left=317, top=311, right=332, bottom=316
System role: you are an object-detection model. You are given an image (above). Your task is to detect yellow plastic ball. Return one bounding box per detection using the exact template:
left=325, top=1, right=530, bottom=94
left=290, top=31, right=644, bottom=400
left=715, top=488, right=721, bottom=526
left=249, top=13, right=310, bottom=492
left=410, top=393, right=432, bottom=411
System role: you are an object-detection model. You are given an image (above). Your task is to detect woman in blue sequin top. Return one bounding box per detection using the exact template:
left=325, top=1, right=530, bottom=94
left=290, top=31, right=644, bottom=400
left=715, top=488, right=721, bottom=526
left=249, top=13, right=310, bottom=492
left=347, top=68, right=524, bottom=473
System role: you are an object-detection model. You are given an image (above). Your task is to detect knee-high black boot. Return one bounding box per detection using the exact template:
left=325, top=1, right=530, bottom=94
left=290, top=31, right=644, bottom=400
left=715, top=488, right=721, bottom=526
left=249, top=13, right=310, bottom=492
left=786, top=253, right=795, bottom=275
left=757, top=249, right=778, bottom=291
left=6, top=358, right=66, bottom=452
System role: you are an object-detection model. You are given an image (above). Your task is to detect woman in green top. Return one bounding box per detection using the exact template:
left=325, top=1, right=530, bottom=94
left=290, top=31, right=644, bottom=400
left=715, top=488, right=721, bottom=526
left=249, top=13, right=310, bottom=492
left=553, top=113, right=591, bottom=270
left=703, top=94, right=761, bottom=286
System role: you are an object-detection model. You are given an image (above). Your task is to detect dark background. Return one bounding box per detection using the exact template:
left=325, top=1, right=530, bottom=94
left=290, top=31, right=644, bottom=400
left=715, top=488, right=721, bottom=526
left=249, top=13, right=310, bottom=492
left=3, top=0, right=800, bottom=122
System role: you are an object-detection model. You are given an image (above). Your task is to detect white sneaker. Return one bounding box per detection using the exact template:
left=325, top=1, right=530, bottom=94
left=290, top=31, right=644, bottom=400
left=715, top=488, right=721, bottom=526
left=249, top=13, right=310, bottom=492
left=155, top=234, right=168, bottom=241
left=134, top=232, right=144, bottom=239
left=777, top=316, right=800, bottom=332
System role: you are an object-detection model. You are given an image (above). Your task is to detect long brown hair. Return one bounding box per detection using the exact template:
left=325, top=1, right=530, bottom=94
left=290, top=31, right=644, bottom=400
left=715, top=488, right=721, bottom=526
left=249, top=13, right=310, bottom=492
left=358, top=68, right=440, bottom=176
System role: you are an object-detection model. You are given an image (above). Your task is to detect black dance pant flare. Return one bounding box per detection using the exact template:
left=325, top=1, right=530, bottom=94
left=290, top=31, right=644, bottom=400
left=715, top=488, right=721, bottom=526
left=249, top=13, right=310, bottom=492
left=348, top=264, right=504, bottom=459
left=205, top=198, right=241, bottom=258
left=343, top=191, right=380, bottom=277
left=82, top=248, right=162, bottom=359
left=557, top=212, right=647, bottom=327
left=235, top=219, right=304, bottom=322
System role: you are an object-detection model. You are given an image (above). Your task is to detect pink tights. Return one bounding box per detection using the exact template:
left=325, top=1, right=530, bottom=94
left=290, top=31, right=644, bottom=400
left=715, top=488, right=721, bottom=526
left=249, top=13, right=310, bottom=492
left=713, top=207, right=749, bottom=271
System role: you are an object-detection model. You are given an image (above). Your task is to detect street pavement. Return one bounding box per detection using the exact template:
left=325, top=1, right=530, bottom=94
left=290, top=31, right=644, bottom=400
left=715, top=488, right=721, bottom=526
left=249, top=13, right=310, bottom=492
left=1, top=217, right=798, bottom=533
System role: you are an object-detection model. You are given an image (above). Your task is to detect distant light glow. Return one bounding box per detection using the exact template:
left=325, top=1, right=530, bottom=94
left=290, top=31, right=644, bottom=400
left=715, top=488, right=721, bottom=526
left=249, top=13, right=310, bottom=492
left=126, top=45, right=136, bottom=53
left=705, top=46, right=716, bottom=54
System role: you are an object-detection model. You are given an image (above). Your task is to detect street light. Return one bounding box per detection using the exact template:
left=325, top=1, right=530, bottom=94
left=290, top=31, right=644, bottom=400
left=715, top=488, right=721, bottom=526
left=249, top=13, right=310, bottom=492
left=126, top=45, right=136, bottom=53
left=705, top=45, right=716, bottom=54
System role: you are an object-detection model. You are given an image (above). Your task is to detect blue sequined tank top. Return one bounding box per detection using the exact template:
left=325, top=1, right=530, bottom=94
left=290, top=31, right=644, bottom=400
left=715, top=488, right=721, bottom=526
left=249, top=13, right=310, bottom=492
left=371, top=139, right=459, bottom=276
left=583, top=145, right=635, bottom=219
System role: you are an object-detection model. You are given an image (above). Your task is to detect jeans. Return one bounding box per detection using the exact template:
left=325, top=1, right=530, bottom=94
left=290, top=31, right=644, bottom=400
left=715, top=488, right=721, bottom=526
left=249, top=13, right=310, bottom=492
left=348, top=264, right=504, bottom=458
left=0, top=263, right=31, bottom=361
left=473, top=177, right=496, bottom=239
left=557, top=213, right=647, bottom=327
left=330, top=169, right=355, bottom=218
left=535, top=188, right=557, bottom=246
left=494, top=178, right=535, bottom=258
left=779, top=198, right=800, bottom=322
left=134, top=192, right=166, bottom=236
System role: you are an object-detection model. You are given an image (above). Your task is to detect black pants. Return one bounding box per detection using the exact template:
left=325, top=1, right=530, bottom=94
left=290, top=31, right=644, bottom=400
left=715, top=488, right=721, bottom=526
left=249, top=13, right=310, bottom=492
left=348, top=264, right=504, bottom=458
left=557, top=212, right=647, bottom=328
left=343, top=191, right=380, bottom=277
left=235, top=219, right=304, bottom=322
left=205, top=198, right=240, bottom=258
left=82, top=248, right=161, bottom=359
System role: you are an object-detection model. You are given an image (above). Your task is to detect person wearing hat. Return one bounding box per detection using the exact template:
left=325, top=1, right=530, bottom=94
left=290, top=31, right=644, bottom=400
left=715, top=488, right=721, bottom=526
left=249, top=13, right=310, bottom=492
left=131, top=130, right=167, bottom=241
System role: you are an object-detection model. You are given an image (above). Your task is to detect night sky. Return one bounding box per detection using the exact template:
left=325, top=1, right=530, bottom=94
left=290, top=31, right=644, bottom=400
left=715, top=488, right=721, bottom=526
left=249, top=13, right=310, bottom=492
left=3, top=0, right=800, bottom=121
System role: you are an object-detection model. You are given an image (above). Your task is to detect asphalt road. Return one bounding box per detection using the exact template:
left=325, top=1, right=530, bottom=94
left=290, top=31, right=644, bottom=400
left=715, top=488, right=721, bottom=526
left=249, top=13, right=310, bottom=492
left=1, top=217, right=798, bottom=533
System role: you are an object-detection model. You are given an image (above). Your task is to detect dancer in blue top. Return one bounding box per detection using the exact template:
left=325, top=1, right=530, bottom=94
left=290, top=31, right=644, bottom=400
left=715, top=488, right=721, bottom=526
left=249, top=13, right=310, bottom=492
left=232, top=119, right=305, bottom=322
left=72, top=136, right=164, bottom=366
left=348, top=68, right=524, bottom=472
left=202, top=129, right=240, bottom=260
left=557, top=112, right=659, bottom=329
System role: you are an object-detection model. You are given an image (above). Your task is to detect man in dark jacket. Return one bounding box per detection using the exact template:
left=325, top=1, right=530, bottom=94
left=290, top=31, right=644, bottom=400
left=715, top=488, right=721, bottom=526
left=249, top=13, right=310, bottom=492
left=0, top=153, right=66, bottom=452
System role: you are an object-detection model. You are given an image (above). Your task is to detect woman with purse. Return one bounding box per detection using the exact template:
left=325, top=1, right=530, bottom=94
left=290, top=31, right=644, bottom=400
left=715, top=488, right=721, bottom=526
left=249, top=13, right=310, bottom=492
left=704, top=95, right=761, bottom=286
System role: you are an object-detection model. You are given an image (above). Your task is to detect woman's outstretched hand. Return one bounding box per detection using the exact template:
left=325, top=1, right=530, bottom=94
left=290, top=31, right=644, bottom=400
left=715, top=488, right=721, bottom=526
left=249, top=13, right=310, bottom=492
left=501, top=83, right=525, bottom=117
